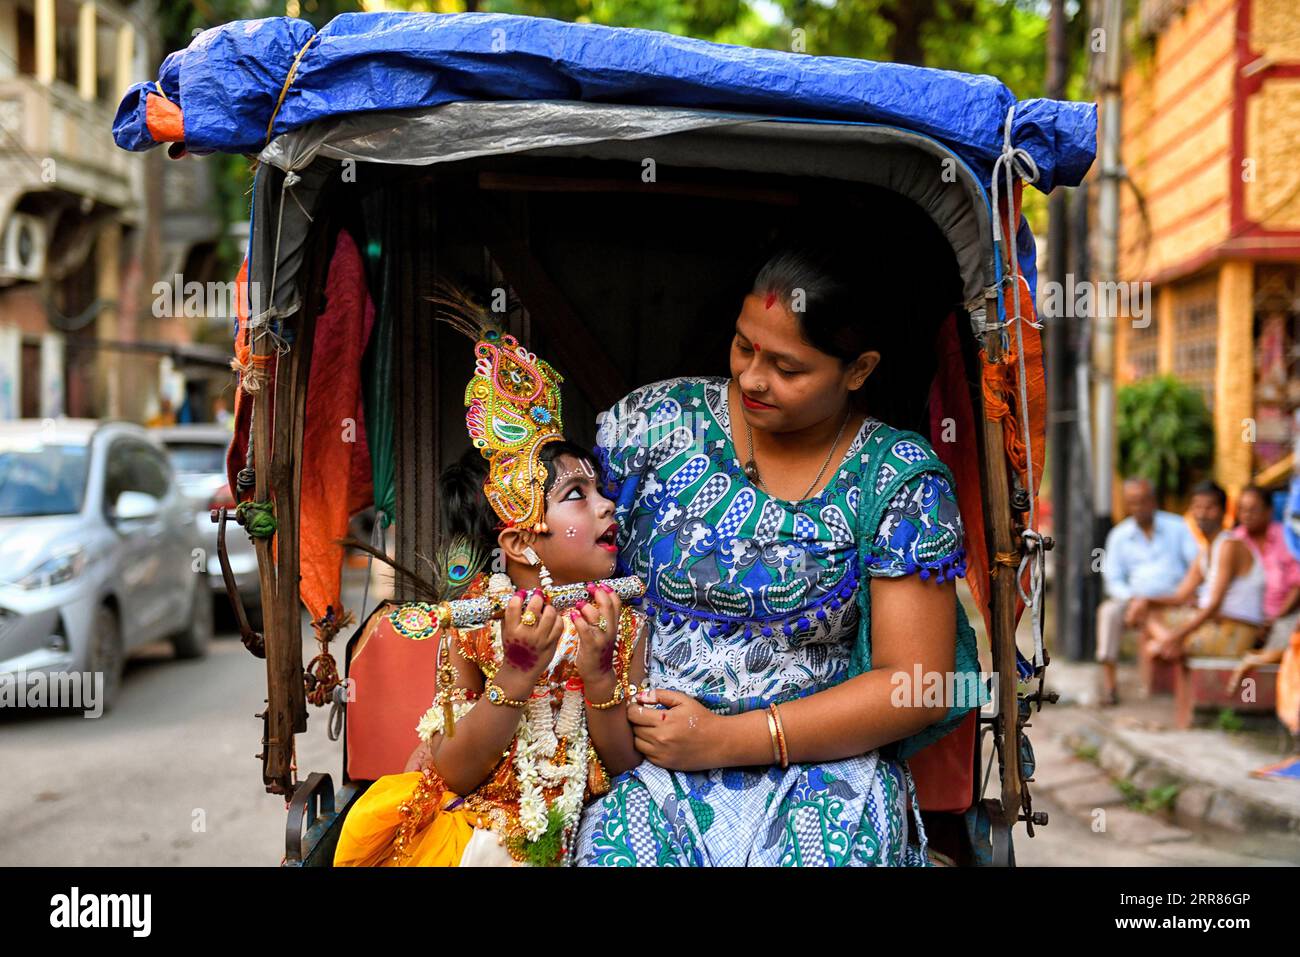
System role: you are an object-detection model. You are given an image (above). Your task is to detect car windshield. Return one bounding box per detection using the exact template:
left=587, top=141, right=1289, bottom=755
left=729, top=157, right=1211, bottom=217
left=0, top=440, right=90, bottom=517
left=164, top=442, right=227, bottom=475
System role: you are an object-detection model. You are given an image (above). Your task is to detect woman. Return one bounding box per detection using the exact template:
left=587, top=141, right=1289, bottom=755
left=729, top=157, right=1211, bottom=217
left=575, top=242, right=977, bottom=867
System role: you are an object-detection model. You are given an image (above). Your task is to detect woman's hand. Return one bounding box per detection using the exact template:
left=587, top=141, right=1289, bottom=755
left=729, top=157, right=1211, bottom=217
left=626, top=688, right=723, bottom=772
left=573, top=583, right=623, bottom=693
left=497, top=589, right=563, bottom=690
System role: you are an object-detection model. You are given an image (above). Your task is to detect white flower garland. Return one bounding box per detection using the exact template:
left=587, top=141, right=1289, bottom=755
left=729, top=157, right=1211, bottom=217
left=514, top=681, right=588, bottom=844
left=416, top=699, right=477, bottom=744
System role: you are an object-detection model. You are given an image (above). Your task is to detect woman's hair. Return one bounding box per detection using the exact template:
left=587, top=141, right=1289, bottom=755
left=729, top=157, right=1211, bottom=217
left=746, top=234, right=936, bottom=425
left=439, top=440, right=603, bottom=554
left=751, top=242, right=884, bottom=365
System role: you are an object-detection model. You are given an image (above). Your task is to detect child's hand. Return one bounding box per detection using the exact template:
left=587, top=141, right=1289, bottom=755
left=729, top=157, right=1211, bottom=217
left=573, top=583, right=623, bottom=695
left=498, top=589, right=564, bottom=688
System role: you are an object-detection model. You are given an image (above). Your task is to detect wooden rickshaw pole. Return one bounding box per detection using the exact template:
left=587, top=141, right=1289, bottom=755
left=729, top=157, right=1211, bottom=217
left=250, top=171, right=328, bottom=796
left=980, top=279, right=1025, bottom=832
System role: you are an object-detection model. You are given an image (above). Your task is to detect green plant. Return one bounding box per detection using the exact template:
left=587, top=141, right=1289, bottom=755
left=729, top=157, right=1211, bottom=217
left=1116, top=375, right=1214, bottom=502
left=1216, top=708, right=1245, bottom=734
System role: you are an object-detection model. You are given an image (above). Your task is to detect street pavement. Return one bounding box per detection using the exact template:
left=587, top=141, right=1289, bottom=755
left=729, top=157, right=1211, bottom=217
left=4, top=573, right=1300, bottom=866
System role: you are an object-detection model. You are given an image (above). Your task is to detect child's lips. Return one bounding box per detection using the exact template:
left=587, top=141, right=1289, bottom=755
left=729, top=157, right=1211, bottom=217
left=595, top=522, right=619, bottom=552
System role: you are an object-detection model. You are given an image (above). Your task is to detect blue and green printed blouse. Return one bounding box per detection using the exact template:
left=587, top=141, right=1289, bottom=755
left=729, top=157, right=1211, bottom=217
left=595, top=376, right=967, bottom=715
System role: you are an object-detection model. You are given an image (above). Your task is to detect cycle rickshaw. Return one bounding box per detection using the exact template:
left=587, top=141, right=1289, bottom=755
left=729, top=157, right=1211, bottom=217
left=114, top=10, right=1097, bottom=866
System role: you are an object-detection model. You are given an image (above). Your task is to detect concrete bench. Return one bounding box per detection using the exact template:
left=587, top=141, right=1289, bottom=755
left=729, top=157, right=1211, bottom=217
left=1173, top=657, right=1280, bottom=730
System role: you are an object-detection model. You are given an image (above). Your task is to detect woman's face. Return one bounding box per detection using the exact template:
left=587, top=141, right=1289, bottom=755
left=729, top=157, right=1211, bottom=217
left=531, top=453, right=619, bottom=584
left=729, top=293, right=877, bottom=434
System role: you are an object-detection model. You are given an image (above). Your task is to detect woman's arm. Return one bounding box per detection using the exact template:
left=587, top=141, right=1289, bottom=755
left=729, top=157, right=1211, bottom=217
left=629, top=576, right=956, bottom=771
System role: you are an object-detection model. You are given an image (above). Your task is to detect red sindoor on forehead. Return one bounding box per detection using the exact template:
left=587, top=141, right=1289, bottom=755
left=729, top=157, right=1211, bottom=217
left=764, top=291, right=777, bottom=309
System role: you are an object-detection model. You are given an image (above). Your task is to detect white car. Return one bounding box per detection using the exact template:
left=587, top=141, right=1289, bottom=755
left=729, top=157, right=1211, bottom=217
left=151, top=424, right=262, bottom=628
left=0, top=419, right=212, bottom=712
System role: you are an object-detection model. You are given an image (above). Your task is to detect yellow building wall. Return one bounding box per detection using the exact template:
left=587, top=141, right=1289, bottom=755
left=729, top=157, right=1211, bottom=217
left=1119, top=0, right=1238, bottom=283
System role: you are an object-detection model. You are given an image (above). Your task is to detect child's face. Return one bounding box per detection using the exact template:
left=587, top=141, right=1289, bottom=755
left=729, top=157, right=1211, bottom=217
left=533, top=453, right=619, bottom=584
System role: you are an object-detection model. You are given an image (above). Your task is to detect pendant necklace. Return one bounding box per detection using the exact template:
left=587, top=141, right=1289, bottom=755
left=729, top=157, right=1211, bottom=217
left=743, top=406, right=852, bottom=501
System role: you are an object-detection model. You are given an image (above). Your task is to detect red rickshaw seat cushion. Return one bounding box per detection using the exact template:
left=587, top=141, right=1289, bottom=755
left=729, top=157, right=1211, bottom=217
left=908, top=709, right=977, bottom=814
left=345, top=603, right=437, bottom=782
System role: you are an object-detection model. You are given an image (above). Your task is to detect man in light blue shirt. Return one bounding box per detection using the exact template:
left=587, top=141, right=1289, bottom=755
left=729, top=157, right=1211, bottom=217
left=1096, top=477, right=1199, bottom=704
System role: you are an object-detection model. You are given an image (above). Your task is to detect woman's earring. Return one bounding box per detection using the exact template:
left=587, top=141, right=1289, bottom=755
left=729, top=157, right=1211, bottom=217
left=522, top=546, right=542, bottom=566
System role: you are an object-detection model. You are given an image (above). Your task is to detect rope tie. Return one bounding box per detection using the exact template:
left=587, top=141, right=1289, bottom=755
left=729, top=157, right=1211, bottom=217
left=235, top=499, right=277, bottom=539
left=305, top=605, right=354, bottom=708
left=265, top=34, right=320, bottom=146
left=230, top=351, right=273, bottom=395
left=988, top=103, right=1046, bottom=672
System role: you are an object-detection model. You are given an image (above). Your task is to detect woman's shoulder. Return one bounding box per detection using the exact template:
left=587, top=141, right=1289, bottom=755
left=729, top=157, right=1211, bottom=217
left=855, top=419, right=952, bottom=491
left=604, top=376, right=725, bottom=417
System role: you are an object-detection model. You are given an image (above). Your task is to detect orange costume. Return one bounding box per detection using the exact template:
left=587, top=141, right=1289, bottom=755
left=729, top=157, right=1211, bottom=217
left=334, top=572, right=643, bottom=867
left=334, top=294, right=643, bottom=867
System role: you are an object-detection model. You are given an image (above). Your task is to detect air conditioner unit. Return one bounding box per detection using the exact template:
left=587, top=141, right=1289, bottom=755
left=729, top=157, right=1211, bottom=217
left=1, top=212, right=48, bottom=282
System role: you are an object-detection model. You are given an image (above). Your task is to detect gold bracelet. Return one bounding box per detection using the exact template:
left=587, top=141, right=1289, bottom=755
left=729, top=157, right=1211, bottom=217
left=585, top=684, right=626, bottom=710
left=769, top=703, right=789, bottom=769
left=766, top=709, right=782, bottom=767
left=483, top=682, right=527, bottom=708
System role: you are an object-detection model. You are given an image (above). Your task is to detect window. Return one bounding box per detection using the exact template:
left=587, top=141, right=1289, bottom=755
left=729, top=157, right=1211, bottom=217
left=104, top=440, right=171, bottom=510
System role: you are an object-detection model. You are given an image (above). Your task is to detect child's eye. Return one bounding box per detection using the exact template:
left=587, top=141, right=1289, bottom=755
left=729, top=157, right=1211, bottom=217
left=562, top=486, right=585, bottom=501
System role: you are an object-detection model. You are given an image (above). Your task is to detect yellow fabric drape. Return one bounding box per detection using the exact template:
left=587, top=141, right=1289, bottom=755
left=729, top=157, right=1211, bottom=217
left=334, top=772, right=475, bottom=867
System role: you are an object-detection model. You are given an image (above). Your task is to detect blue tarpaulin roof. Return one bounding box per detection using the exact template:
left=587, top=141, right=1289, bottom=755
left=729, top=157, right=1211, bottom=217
left=113, top=11, right=1096, bottom=194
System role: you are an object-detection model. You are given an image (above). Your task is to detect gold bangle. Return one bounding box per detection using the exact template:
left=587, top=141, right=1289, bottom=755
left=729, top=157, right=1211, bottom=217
left=585, top=684, right=625, bottom=710
left=766, top=709, right=782, bottom=766
left=769, top=703, right=789, bottom=769
left=483, top=682, right=527, bottom=708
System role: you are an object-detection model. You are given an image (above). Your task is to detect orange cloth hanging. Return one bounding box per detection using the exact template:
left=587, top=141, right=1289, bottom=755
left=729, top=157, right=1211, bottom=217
left=298, top=229, right=376, bottom=624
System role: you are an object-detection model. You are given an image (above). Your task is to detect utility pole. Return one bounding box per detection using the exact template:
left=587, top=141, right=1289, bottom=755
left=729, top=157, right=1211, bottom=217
left=1092, top=0, right=1124, bottom=566
left=1046, top=0, right=1080, bottom=658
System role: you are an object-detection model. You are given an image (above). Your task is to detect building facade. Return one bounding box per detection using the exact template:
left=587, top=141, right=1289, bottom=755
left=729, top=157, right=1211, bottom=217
left=0, top=0, right=227, bottom=425
left=1115, top=0, right=1300, bottom=497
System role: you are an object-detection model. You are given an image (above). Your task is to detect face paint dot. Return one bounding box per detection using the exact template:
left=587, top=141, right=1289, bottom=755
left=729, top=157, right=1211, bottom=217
left=565, top=526, right=577, bottom=538
left=753, top=343, right=761, bottom=352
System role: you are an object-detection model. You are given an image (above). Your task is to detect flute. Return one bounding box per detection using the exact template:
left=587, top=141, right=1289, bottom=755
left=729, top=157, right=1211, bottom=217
left=426, top=574, right=646, bottom=630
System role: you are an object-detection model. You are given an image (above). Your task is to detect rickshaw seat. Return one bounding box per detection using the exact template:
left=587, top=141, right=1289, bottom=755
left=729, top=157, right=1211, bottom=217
left=344, top=602, right=438, bottom=782
left=344, top=601, right=978, bottom=813
left=909, top=710, right=977, bottom=814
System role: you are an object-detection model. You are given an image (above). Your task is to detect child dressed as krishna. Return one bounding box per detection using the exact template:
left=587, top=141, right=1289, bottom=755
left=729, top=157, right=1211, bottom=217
left=334, top=287, right=647, bottom=867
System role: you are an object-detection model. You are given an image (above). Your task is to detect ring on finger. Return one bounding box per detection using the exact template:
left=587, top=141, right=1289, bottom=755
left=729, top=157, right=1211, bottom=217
left=520, top=610, right=539, bottom=627
left=595, top=615, right=609, bottom=631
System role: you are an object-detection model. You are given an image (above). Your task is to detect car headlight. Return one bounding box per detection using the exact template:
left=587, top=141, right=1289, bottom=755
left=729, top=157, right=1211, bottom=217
left=17, top=547, right=88, bottom=590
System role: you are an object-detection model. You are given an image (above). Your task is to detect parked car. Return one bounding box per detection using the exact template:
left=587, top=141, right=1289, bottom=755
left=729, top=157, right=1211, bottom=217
left=151, top=423, right=261, bottom=628
left=0, top=419, right=212, bottom=712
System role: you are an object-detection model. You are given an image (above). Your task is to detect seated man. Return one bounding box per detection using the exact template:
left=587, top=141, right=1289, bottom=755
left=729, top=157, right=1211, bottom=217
left=1134, top=480, right=1225, bottom=613
left=1233, top=485, right=1300, bottom=657
left=1097, top=477, right=1200, bottom=705
left=1146, top=486, right=1268, bottom=663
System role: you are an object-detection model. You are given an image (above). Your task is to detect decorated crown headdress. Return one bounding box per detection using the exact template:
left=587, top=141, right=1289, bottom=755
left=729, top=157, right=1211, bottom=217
left=430, top=282, right=565, bottom=533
